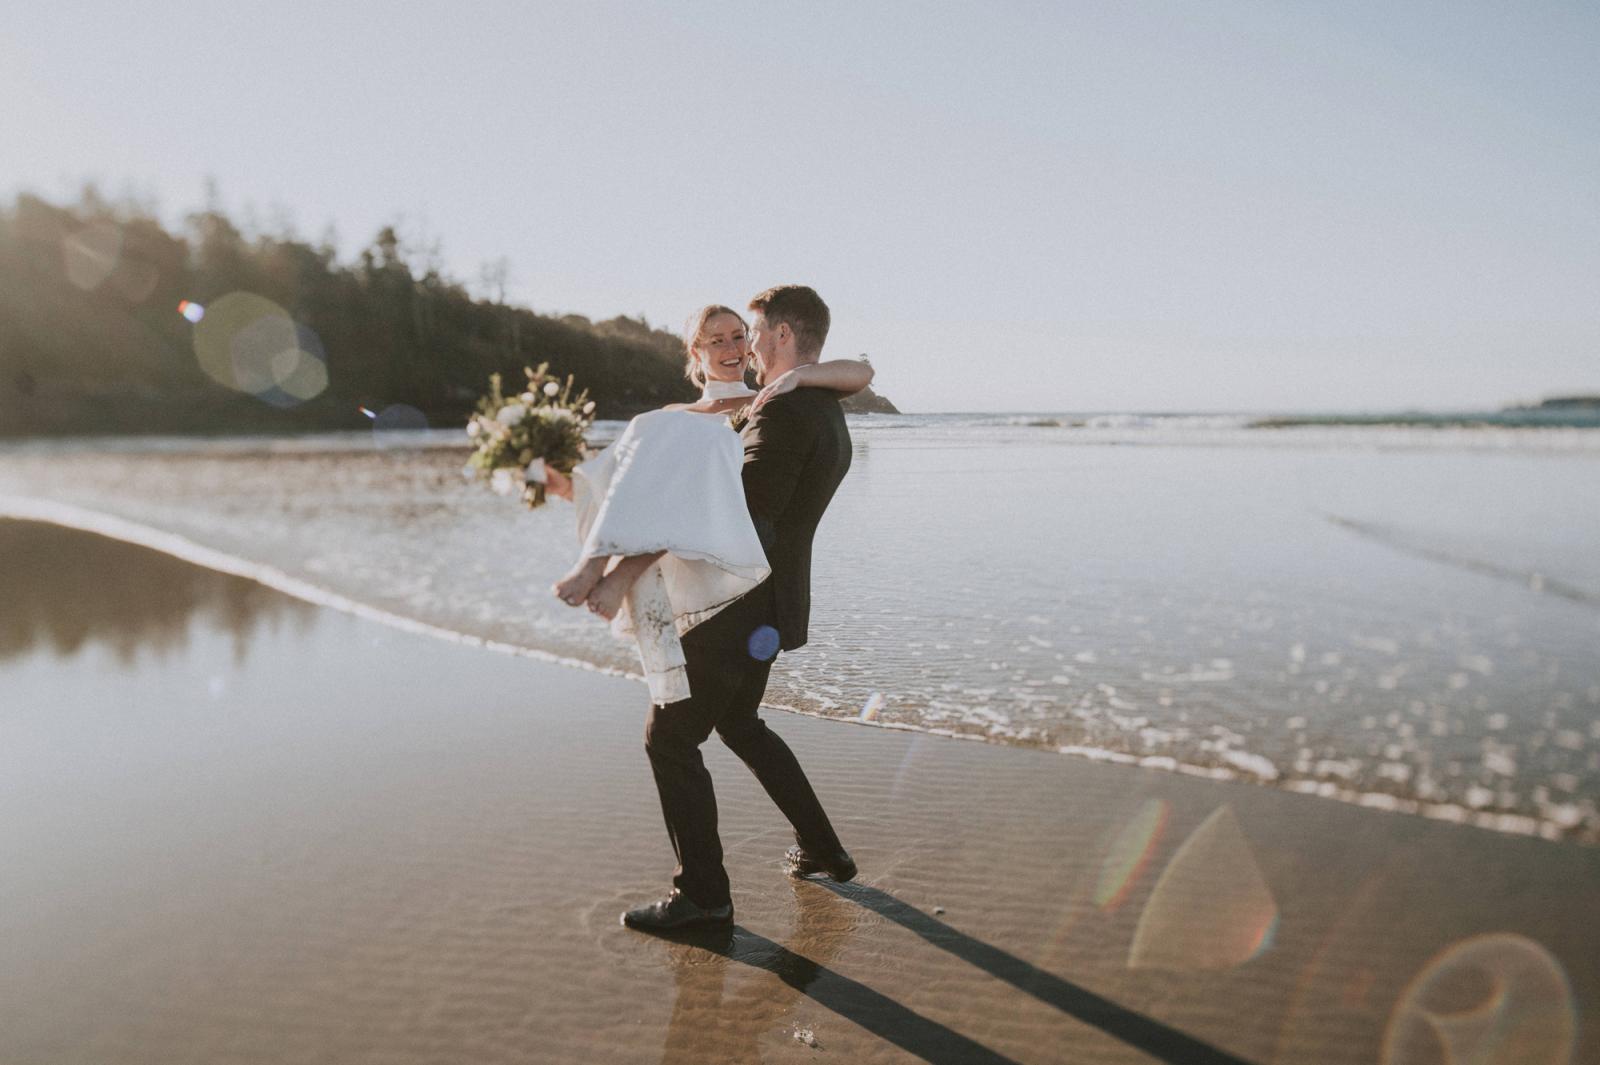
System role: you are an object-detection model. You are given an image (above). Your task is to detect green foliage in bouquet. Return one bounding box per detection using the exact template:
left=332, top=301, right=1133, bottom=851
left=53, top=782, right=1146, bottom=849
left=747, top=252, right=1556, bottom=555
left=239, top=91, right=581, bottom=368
left=466, top=362, right=596, bottom=507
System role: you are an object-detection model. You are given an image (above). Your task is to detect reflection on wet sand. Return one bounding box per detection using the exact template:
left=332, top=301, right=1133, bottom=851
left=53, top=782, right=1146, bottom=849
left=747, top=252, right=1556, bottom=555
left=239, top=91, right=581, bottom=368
left=0, top=519, right=310, bottom=664
left=659, top=882, right=856, bottom=1064
left=656, top=882, right=1028, bottom=1064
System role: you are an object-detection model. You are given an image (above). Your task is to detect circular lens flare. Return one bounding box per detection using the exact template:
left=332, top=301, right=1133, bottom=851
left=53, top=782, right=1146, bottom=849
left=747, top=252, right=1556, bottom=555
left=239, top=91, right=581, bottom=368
left=371, top=404, right=429, bottom=448
left=746, top=624, right=780, bottom=662
left=1383, top=934, right=1575, bottom=1065
left=191, top=292, right=328, bottom=407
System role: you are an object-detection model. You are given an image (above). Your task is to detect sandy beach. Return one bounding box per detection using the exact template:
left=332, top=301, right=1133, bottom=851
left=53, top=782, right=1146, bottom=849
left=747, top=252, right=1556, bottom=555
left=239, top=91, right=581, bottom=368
left=2, top=517, right=1596, bottom=1064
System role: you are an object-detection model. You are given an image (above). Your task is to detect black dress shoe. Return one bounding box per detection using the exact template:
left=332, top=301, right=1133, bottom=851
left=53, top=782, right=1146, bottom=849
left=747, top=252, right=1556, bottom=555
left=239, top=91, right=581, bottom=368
left=785, top=844, right=857, bottom=882
left=621, top=889, right=733, bottom=931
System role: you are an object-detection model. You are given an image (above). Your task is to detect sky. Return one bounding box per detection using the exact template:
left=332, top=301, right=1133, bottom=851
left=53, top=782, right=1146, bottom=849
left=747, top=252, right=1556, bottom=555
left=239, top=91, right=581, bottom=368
left=3, top=1, right=1597, bottom=413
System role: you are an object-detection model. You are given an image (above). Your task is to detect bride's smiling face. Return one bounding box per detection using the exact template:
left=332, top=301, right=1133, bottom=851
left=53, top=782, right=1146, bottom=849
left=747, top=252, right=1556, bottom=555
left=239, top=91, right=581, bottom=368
left=695, top=313, right=750, bottom=384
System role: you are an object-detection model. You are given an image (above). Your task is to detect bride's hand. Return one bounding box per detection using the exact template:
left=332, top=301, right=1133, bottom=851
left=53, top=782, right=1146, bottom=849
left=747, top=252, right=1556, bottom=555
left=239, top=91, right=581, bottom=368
left=544, top=467, right=573, bottom=502
left=752, top=370, right=800, bottom=412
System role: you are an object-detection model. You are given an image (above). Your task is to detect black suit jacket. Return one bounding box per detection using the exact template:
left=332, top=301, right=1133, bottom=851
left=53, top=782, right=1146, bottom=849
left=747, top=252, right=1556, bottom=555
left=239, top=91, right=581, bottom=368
left=738, top=387, right=852, bottom=651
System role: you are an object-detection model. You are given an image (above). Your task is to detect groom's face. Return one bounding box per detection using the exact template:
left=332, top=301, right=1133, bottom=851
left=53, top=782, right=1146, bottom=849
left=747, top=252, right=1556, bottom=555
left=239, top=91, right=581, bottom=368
left=749, top=312, right=778, bottom=384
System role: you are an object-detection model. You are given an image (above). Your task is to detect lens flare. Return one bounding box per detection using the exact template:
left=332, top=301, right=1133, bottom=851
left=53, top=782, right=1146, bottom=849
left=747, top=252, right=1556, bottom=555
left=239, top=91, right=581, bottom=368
left=358, top=406, right=377, bottom=420
left=1128, top=804, right=1279, bottom=970
left=1272, top=870, right=1390, bottom=1062
left=178, top=300, right=206, bottom=323
left=190, top=292, right=328, bottom=407
left=370, top=404, right=429, bottom=448
left=61, top=222, right=122, bottom=291
left=1094, top=798, right=1169, bottom=912
left=860, top=692, right=885, bottom=721
left=746, top=624, right=780, bottom=662
left=1034, top=797, right=1175, bottom=972
left=1383, top=934, right=1575, bottom=1065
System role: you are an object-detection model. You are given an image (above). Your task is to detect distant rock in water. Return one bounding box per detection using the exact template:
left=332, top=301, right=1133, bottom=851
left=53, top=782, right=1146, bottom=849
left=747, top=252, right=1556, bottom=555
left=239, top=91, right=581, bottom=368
left=1510, top=395, right=1600, bottom=411
left=838, top=354, right=900, bottom=414
left=840, top=385, right=900, bottom=414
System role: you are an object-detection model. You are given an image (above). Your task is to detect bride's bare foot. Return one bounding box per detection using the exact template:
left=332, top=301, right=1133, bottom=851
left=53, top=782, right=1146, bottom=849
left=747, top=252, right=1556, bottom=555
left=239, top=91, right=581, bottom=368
left=585, top=567, right=633, bottom=621
left=553, top=556, right=607, bottom=606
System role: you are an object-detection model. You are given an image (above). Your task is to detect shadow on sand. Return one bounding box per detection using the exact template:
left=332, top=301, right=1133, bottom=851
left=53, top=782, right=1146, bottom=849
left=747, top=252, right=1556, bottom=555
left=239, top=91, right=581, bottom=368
left=644, top=880, right=1256, bottom=1065
left=822, top=881, right=1256, bottom=1065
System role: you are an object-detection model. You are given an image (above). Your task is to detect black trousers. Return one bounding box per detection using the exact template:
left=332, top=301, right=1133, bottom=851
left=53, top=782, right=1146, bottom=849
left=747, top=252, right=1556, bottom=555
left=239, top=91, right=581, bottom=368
left=643, top=599, right=843, bottom=908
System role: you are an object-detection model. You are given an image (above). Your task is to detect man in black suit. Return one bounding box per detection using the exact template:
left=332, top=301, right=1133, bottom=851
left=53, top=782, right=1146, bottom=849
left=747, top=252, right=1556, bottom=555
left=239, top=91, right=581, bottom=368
left=623, top=285, right=858, bottom=931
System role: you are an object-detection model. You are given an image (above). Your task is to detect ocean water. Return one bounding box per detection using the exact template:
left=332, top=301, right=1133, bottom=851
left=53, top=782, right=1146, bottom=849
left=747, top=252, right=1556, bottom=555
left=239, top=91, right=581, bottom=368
left=813, top=416, right=1600, bottom=841
left=3, top=412, right=1598, bottom=842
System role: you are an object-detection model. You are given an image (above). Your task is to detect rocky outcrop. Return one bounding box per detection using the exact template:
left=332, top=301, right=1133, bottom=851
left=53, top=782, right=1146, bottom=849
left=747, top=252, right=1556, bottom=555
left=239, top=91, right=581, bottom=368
left=838, top=355, right=900, bottom=414
left=840, top=384, right=900, bottom=414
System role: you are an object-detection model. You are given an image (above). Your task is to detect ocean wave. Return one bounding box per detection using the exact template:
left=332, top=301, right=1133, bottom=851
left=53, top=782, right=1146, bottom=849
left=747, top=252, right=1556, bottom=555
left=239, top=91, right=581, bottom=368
left=847, top=413, right=1600, bottom=453
left=1326, top=515, right=1600, bottom=608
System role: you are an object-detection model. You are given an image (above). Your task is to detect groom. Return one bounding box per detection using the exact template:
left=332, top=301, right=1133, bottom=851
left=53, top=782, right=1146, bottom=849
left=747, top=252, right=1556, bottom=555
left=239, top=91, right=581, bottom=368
left=623, top=284, right=857, bottom=931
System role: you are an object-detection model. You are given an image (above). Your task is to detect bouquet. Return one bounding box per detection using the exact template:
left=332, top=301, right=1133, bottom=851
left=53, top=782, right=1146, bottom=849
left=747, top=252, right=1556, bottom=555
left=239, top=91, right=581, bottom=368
left=465, top=362, right=596, bottom=507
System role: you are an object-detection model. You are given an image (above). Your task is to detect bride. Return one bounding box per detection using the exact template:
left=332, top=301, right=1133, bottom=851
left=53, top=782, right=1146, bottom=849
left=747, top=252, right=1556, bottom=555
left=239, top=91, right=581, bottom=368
left=541, top=303, right=873, bottom=702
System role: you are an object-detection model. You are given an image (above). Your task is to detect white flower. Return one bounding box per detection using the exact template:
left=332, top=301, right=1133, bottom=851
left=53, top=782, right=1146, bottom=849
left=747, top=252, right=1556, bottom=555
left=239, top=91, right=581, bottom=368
left=540, top=406, right=575, bottom=422
left=495, top=403, right=527, bottom=426
left=582, top=400, right=596, bottom=415
left=490, top=467, right=517, bottom=496
left=519, top=391, right=536, bottom=404
left=467, top=419, right=482, bottom=439
left=543, top=381, right=560, bottom=397
left=523, top=457, right=548, bottom=484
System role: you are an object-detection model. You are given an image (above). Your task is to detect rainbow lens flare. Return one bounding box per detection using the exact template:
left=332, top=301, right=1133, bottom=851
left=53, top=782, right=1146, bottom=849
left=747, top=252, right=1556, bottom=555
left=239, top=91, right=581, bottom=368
left=178, top=300, right=206, bottom=323
left=1093, top=798, right=1169, bottom=912
left=1128, top=804, right=1279, bottom=970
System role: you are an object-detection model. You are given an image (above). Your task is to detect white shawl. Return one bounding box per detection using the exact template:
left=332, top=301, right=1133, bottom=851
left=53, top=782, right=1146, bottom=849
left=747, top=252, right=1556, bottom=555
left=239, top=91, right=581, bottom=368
left=571, top=405, right=769, bottom=703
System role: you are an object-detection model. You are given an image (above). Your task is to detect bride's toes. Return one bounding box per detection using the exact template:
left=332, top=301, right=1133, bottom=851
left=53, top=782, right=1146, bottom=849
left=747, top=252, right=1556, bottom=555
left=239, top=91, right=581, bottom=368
left=552, top=557, right=606, bottom=606
left=554, top=579, right=595, bottom=606
left=585, top=573, right=628, bottom=621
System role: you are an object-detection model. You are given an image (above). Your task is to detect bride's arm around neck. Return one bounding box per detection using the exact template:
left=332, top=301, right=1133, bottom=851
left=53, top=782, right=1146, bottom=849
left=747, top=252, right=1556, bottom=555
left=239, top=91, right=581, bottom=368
left=792, top=358, right=874, bottom=397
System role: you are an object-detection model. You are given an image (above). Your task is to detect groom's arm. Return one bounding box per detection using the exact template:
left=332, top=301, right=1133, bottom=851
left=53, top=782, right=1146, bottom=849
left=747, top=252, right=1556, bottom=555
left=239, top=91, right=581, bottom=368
left=741, top=395, right=814, bottom=556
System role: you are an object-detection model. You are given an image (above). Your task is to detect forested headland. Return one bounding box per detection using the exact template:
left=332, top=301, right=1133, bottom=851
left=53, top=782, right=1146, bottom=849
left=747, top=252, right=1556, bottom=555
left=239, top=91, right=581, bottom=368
left=0, top=189, right=893, bottom=439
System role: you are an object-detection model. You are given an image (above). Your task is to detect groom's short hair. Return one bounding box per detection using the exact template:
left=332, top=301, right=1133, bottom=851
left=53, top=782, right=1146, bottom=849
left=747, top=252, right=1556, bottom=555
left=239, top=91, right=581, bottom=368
left=749, top=285, right=830, bottom=360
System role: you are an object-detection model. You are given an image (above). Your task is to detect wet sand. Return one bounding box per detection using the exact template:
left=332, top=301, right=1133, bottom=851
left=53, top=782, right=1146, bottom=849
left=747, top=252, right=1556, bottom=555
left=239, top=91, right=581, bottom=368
left=2, top=519, right=1597, bottom=1064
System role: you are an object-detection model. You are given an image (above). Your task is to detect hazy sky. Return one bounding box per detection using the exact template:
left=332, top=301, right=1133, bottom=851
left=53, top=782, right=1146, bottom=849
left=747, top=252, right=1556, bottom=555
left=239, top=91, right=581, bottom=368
left=4, top=2, right=1596, bottom=412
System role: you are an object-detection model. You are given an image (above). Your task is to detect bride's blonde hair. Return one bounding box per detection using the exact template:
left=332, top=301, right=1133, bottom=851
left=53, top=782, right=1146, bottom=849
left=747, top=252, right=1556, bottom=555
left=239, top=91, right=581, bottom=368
left=682, top=304, right=747, bottom=388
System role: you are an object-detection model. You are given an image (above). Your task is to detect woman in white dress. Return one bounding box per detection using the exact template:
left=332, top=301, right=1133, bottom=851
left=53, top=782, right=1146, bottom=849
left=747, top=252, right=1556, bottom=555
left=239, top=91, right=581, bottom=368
left=541, top=304, right=873, bottom=703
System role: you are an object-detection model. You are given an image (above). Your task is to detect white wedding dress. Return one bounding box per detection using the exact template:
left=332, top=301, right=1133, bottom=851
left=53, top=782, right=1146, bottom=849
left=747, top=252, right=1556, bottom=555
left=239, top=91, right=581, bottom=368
left=571, top=380, right=770, bottom=703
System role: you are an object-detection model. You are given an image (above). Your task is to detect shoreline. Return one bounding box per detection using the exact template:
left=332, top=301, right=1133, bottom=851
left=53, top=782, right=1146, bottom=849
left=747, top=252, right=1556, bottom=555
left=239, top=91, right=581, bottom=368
left=1, top=492, right=1589, bottom=849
